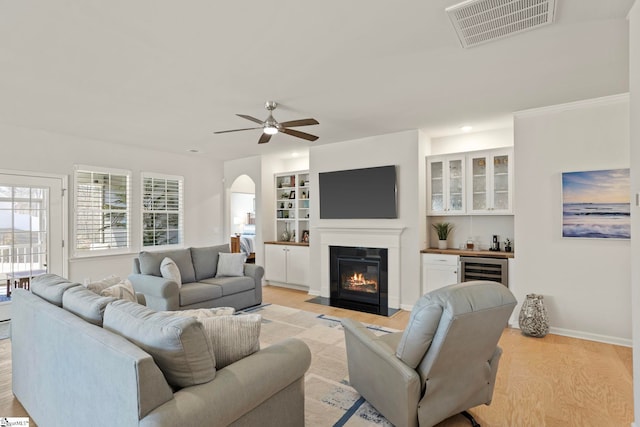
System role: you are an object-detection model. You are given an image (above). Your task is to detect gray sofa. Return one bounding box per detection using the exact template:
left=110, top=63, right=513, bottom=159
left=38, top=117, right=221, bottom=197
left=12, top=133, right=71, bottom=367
left=129, top=244, right=264, bottom=311
left=12, top=274, right=311, bottom=427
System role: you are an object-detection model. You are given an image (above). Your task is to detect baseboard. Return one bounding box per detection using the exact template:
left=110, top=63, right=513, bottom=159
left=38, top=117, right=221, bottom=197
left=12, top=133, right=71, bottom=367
left=307, top=289, right=321, bottom=297
left=510, top=324, right=631, bottom=347
left=400, top=303, right=414, bottom=311
left=265, top=281, right=310, bottom=292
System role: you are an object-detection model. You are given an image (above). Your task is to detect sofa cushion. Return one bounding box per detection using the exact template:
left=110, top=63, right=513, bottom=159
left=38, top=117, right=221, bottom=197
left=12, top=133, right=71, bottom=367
left=62, top=285, right=116, bottom=326
left=160, top=257, right=182, bottom=288
left=31, top=274, right=81, bottom=307
left=395, top=293, right=444, bottom=369
left=139, top=248, right=196, bottom=283
left=191, top=244, right=229, bottom=281
left=200, top=314, right=261, bottom=369
left=103, top=300, right=216, bottom=388
left=179, top=282, right=223, bottom=307
left=215, top=253, right=245, bottom=278
left=100, top=279, right=137, bottom=302
left=85, top=274, right=122, bottom=294
left=201, top=276, right=254, bottom=296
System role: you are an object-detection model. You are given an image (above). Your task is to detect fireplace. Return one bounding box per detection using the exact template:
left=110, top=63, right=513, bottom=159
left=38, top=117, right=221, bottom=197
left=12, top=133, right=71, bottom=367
left=330, top=246, right=389, bottom=315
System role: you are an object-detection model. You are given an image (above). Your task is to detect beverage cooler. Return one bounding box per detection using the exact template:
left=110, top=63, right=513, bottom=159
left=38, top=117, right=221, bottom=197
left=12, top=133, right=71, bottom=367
left=460, top=256, right=509, bottom=287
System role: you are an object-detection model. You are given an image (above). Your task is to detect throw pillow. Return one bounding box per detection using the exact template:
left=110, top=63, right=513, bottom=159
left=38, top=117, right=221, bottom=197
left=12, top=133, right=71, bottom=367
left=100, top=279, right=137, bottom=302
left=160, top=257, right=182, bottom=288
left=200, top=314, right=261, bottom=369
left=170, top=307, right=236, bottom=319
left=215, top=253, right=245, bottom=278
left=103, top=300, right=216, bottom=388
left=85, top=274, right=122, bottom=294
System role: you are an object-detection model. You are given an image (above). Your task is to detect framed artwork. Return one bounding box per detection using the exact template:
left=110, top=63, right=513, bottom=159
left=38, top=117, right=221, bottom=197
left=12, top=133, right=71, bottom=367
left=561, top=168, right=630, bottom=239
left=302, top=230, right=309, bottom=243
left=289, top=190, right=296, bottom=199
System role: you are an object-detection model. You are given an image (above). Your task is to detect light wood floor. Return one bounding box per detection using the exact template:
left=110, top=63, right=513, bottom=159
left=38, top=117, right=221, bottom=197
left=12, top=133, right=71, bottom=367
left=0, top=286, right=634, bottom=426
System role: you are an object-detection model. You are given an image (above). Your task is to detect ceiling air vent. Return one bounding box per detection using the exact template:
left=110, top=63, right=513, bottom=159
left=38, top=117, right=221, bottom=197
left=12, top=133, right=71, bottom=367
left=446, top=0, right=556, bottom=48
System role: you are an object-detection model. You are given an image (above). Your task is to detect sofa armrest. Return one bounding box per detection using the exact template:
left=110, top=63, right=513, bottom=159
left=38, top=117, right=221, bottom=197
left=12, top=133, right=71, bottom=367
left=127, top=274, right=180, bottom=311
left=140, top=338, right=311, bottom=427
left=342, top=318, right=421, bottom=427
left=243, top=263, right=264, bottom=303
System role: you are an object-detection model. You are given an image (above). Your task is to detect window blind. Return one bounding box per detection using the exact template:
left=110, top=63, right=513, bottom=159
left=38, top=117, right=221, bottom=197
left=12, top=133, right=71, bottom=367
left=142, top=173, right=184, bottom=247
left=74, top=167, right=130, bottom=253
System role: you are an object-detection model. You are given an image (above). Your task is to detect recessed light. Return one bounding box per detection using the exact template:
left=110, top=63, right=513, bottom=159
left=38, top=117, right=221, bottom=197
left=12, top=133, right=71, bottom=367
left=461, top=125, right=473, bottom=133
left=188, top=149, right=200, bottom=153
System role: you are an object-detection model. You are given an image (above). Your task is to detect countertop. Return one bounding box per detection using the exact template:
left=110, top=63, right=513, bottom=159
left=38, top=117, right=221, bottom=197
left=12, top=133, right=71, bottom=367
left=264, top=241, right=309, bottom=247
left=421, top=248, right=514, bottom=259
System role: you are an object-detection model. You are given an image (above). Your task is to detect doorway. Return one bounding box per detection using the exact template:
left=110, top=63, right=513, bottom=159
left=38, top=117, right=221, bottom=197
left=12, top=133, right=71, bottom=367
left=0, top=172, right=66, bottom=321
left=229, top=175, right=256, bottom=260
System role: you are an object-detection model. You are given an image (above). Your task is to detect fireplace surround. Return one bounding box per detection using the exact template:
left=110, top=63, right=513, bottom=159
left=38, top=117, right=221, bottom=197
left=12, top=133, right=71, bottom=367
left=330, top=246, right=388, bottom=315
left=316, top=227, right=404, bottom=314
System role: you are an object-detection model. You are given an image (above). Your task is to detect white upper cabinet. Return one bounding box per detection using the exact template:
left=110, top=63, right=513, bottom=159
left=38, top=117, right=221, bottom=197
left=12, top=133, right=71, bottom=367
left=467, top=148, right=513, bottom=214
left=427, top=155, right=466, bottom=215
left=426, top=148, right=513, bottom=216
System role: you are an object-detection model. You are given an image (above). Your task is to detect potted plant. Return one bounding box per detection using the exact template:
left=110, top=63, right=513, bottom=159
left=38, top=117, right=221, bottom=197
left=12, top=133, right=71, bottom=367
left=504, top=238, right=512, bottom=252
left=432, top=222, right=454, bottom=249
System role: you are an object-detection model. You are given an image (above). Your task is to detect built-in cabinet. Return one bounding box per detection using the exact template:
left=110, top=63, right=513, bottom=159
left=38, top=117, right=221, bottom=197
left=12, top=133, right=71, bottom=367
left=275, top=171, right=310, bottom=243
left=427, top=155, right=465, bottom=215
left=264, top=243, right=309, bottom=288
left=421, top=253, right=460, bottom=294
left=266, top=170, right=310, bottom=289
left=427, top=148, right=513, bottom=216
left=468, top=148, right=513, bottom=214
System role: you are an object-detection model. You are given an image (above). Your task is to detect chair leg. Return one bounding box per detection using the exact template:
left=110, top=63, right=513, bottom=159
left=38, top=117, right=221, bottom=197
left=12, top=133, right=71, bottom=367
left=461, top=410, right=480, bottom=427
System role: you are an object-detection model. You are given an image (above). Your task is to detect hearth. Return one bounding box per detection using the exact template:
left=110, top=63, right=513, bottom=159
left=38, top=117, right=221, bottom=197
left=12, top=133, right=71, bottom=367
left=329, top=246, right=389, bottom=315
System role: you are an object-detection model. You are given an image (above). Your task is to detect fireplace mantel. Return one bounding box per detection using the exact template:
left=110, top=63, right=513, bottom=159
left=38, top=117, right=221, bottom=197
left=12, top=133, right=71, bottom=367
left=314, top=226, right=405, bottom=309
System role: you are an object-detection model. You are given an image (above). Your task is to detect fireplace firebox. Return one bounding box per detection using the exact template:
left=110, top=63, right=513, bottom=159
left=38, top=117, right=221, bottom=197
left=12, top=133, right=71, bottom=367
left=329, top=246, right=389, bottom=315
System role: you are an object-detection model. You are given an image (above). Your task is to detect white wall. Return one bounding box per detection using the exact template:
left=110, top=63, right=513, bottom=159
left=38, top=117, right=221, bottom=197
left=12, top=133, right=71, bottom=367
left=0, top=123, right=224, bottom=284
left=308, top=130, right=422, bottom=307
left=513, top=94, right=631, bottom=345
left=430, top=128, right=513, bottom=155
left=629, top=2, right=640, bottom=424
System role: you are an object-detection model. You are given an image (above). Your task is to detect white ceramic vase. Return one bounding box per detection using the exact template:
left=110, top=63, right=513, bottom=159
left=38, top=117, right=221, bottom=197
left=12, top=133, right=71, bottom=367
left=438, top=240, right=447, bottom=250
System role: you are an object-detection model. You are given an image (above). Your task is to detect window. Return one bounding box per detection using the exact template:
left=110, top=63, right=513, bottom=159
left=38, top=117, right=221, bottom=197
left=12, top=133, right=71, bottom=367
left=142, top=173, right=183, bottom=248
left=74, top=166, right=131, bottom=255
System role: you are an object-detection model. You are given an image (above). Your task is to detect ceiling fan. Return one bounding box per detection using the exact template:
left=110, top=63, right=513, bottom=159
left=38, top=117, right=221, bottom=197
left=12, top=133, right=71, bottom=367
left=214, top=101, right=319, bottom=144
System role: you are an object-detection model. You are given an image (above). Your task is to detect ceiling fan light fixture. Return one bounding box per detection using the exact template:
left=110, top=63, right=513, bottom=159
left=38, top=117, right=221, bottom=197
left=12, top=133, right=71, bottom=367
left=263, top=125, right=278, bottom=135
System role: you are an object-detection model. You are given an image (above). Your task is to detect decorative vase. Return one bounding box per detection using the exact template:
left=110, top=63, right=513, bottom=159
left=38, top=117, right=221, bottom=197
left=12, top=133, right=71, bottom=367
left=519, top=294, right=549, bottom=337
left=438, top=240, right=447, bottom=250
left=280, top=224, right=290, bottom=242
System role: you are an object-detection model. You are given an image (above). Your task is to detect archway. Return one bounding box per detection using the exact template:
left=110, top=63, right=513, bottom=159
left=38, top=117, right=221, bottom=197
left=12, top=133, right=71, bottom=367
left=229, top=175, right=256, bottom=260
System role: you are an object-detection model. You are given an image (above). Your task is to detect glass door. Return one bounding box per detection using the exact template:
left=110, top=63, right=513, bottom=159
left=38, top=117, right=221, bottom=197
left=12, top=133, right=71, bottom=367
left=0, top=173, right=64, bottom=319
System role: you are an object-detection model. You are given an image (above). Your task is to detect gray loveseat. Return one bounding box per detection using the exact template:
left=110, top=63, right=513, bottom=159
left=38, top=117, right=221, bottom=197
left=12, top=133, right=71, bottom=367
left=129, top=244, right=264, bottom=311
left=12, top=274, right=311, bottom=427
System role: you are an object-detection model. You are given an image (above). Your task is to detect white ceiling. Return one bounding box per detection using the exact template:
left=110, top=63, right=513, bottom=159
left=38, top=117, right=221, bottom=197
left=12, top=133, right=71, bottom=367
left=0, top=0, right=634, bottom=160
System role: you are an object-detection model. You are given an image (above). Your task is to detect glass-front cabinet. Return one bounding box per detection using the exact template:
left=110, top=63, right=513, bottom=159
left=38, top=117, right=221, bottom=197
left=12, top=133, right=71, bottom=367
left=468, top=148, right=513, bottom=214
left=427, top=155, right=466, bottom=215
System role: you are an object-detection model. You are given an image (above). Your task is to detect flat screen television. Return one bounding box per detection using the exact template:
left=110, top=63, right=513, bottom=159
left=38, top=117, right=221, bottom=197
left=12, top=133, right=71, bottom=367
left=319, top=165, right=397, bottom=219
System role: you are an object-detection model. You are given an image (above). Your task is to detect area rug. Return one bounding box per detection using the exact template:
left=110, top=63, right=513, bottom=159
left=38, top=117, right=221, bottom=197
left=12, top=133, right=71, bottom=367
left=0, top=320, right=10, bottom=340
left=241, top=304, right=395, bottom=426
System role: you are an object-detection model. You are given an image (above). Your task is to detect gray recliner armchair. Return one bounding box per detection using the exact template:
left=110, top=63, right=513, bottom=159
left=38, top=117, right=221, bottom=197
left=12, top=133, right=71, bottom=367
left=342, top=281, right=517, bottom=427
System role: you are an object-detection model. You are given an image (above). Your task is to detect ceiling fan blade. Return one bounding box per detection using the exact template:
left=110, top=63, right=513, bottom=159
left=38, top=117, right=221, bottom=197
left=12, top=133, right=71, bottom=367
left=279, top=118, right=319, bottom=128
left=214, top=127, right=262, bottom=134
left=281, top=128, right=319, bottom=141
left=258, top=133, right=272, bottom=144
left=237, top=114, right=265, bottom=125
